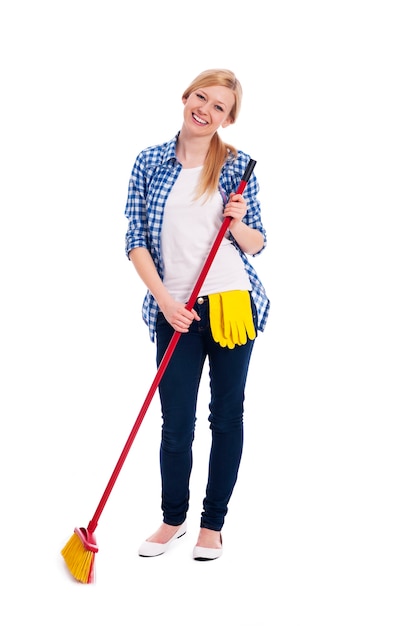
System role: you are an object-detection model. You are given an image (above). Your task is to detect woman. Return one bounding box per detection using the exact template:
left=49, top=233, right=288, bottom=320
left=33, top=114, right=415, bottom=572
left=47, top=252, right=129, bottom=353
left=124, top=69, right=270, bottom=560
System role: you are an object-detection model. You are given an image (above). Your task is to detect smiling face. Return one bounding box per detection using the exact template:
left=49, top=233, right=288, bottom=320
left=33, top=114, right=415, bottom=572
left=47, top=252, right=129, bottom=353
left=182, top=85, right=236, bottom=137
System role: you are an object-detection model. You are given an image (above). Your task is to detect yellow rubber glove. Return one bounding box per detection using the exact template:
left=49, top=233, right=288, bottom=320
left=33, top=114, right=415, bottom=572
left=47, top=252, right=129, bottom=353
left=208, top=290, right=256, bottom=349
left=208, top=293, right=224, bottom=345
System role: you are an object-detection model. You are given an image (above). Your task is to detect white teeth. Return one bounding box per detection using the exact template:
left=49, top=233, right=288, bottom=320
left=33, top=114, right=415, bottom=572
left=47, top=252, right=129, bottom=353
left=193, top=113, right=207, bottom=124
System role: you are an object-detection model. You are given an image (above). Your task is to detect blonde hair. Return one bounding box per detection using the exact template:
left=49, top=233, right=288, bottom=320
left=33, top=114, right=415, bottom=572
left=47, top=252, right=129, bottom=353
left=182, top=69, right=243, bottom=198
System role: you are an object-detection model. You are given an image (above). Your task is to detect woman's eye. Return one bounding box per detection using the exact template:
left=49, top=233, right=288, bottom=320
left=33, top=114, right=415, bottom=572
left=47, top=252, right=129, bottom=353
left=197, top=93, right=205, bottom=100
left=215, top=105, right=224, bottom=112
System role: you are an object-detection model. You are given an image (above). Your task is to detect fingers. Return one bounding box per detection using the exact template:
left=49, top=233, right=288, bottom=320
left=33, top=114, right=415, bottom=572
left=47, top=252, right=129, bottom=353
left=223, top=193, right=247, bottom=222
left=169, top=305, right=200, bottom=333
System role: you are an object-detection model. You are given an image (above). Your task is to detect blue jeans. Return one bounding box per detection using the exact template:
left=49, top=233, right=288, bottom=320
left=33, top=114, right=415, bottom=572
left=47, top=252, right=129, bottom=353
left=155, top=295, right=257, bottom=531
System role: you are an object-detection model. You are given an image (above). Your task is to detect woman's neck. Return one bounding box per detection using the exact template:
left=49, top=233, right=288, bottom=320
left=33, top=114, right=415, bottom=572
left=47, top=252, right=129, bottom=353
left=176, top=130, right=211, bottom=168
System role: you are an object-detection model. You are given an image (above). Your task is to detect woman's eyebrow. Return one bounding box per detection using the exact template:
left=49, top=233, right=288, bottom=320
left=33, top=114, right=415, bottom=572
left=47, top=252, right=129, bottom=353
left=198, top=89, right=226, bottom=107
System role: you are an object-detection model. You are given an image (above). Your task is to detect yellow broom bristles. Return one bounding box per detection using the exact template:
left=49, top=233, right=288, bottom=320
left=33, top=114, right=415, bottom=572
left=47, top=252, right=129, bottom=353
left=61, top=532, right=95, bottom=584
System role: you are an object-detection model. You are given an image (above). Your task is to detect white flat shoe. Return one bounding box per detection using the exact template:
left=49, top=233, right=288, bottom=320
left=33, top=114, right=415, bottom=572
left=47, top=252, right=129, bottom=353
left=193, top=534, right=223, bottom=561
left=138, top=522, right=187, bottom=557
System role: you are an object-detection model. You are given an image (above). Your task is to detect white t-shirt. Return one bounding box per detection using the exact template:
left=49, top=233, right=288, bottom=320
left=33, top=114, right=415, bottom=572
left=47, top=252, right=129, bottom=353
left=161, top=166, right=251, bottom=302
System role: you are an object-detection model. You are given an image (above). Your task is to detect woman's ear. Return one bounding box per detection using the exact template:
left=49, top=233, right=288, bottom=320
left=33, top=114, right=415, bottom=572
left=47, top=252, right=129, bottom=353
left=182, top=96, right=188, bottom=104
left=221, top=116, right=233, bottom=128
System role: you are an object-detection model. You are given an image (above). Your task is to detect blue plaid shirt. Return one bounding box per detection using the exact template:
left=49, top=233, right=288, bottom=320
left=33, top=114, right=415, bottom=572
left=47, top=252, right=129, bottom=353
left=125, top=133, right=270, bottom=342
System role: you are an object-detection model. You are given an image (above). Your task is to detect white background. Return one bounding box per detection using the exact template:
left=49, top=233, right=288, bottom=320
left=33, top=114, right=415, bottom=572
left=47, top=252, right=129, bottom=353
left=1, top=1, right=416, bottom=624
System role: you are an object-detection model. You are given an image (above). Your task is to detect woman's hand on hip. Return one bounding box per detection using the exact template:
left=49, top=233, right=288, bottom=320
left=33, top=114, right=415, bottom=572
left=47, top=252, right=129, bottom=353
left=160, top=298, right=201, bottom=333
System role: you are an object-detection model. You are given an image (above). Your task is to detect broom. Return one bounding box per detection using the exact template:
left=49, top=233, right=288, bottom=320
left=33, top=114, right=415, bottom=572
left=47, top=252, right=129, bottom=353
left=61, top=158, right=257, bottom=583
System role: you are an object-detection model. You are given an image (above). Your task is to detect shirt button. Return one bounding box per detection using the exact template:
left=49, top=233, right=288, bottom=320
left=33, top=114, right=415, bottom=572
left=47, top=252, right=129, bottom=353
left=197, top=297, right=204, bottom=304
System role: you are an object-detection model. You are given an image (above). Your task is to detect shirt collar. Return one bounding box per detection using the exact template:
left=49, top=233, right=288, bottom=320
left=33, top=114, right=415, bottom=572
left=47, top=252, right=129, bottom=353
left=161, top=133, right=180, bottom=165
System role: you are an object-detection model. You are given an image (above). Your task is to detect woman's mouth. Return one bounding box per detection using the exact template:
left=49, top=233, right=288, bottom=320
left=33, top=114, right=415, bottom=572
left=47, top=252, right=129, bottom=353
left=192, top=113, right=208, bottom=125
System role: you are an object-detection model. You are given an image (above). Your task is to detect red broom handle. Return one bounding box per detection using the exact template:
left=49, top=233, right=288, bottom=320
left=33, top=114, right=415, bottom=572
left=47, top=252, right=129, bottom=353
left=87, top=159, right=256, bottom=533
